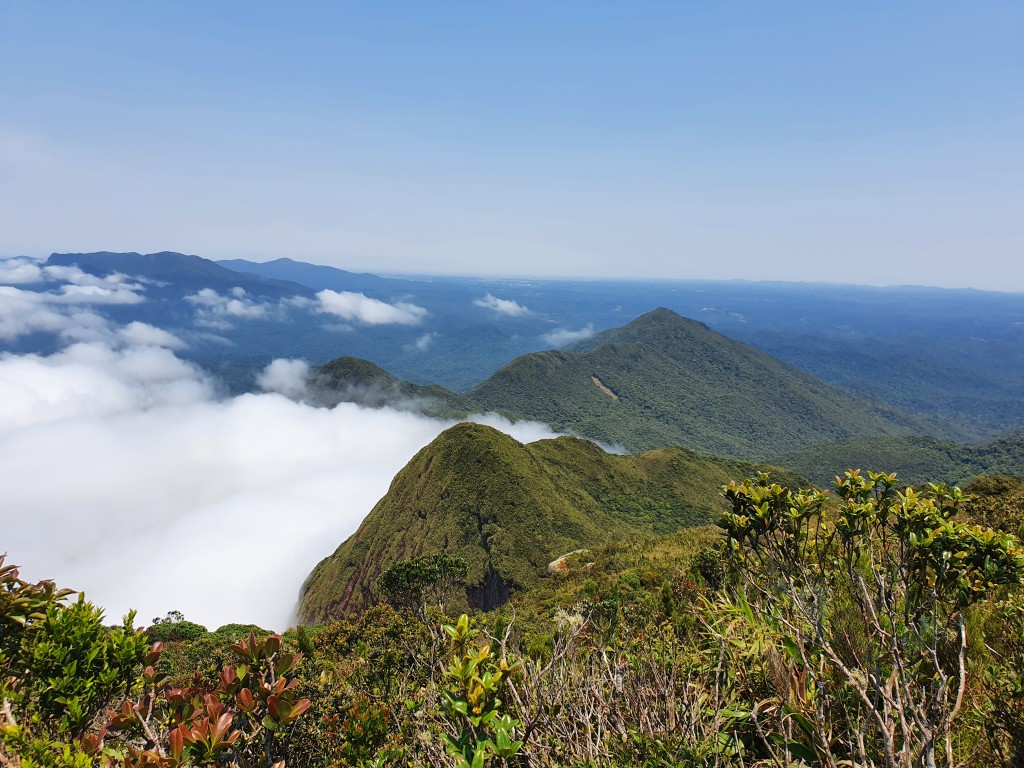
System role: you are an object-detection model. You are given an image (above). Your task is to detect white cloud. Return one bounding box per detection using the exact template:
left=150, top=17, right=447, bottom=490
left=0, top=343, right=213, bottom=430
left=406, top=331, right=437, bottom=352
left=473, top=293, right=531, bottom=317
left=317, top=290, right=427, bottom=326
left=541, top=323, right=595, bottom=347
left=0, top=257, right=44, bottom=285
left=0, top=285, right=125, bottom=342
left=0, top=334, right=562, bottom=631
left=0, top=286, right=70, bottom=339
left=282, top=295, right=315, bottom=309
left=185, top=287, right=270, bottom=328
left=0, top=266, right=149, bottom=341
left=48, top=283, right=145, bottom=305
left=41, top=264, right=140, bottom=289
left=119, top=321, right=187, bottom=350
left=257, top=358, right=311, bottom=400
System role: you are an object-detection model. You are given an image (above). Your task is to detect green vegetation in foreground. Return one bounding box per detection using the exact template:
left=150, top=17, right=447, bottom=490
left=297, top=421, right=803, bottom=624
left=5, top=471, right=1024, bottom=768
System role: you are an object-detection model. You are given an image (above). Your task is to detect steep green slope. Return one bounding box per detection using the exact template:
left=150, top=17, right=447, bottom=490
left=468, top=308, right=940, bottom=459
left=311, top=356, right=471, bottom=417
left=297, top=422, right=802, bottom=623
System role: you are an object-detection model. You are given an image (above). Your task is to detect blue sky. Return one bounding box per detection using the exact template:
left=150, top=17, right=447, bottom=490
left=1, top=2, right=1021, bottom=289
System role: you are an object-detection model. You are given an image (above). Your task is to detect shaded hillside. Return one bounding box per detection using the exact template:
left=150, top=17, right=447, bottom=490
left=774, top=430, right=1024, bottom=487
left=970, top=430, right=1024, bottom=479
left=774, top=435, right=973, bottom=486
left=296, top=422, right=802, bottom=623
left=217, top=257, right=401, bottom=295
left=47, top=251, right=313, bottom=299
left=467, top=308, right=944, bottom=459
left=310, top=356, right=471, bottom=417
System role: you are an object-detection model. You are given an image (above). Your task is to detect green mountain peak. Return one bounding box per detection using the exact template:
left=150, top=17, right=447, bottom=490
left=296, top=421, right=802, bottom=624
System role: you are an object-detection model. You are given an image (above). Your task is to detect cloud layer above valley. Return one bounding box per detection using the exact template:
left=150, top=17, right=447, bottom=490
left=318, top=289, right=427, bottom=325
left=0, top=276, right=559, bottom=629
left=474, top=293, right=531, bottom=317
left=541, top=323, right=595, bottom=347
left=0, top=258, right=148, bottom=341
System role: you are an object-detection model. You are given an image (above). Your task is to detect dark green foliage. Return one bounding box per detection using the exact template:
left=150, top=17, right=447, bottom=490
left=286, top=605, right=434, bottom=766
left=206, top=623, right=272, bottom=642
left=146, top=611, right=208, bottom=643
left=977, top=594, right=1024, bottom=766
left=962, top=474, right=1024, bottom=539
left=0, top=560, right=149, bottom=763
left=969, top=429, right=1024, bottom=479
left=309, top=604, right=431, bottom=697
left=297, top=422, right=801, bottom=623
left=690, top=545, right=725, bottom=590
left=0, top=560, right=151, bottom=760
left=376, top=554, right=469, bottom=615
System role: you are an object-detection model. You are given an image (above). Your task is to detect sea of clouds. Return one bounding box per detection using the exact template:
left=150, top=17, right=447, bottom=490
left=0, top=258, right=560, bottom=631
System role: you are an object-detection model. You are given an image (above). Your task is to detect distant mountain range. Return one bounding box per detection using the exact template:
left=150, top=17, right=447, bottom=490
left=296, top=422, right=804, bottom=623
left=6, top=250, right=1024, bottom=438
left=217, top=257, right=400, bottom=295
left=48, top=251, right=314, bottom=298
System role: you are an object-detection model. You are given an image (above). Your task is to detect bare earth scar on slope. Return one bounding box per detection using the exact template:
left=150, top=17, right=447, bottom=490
left=591, top=375, right=619, bottom=400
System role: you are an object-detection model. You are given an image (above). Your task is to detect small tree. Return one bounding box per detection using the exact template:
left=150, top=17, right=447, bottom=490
left=717, top=470, right=1024, bottom=768
left=375, top=554, right=468, bottom=617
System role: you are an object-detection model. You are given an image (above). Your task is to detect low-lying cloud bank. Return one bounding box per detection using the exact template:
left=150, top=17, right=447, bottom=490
left=318, top=290, right=427, bottom=326
left=0, top=258, right=148, bottom=341
left=474, top=293, right=531, bottom=317
left=0, top=332, right=559, bottom=631
left=542, top=323, right=595, bottom=347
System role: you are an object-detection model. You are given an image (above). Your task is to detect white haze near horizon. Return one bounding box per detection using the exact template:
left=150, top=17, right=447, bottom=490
left=0, top=326, right=561, bottom=632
